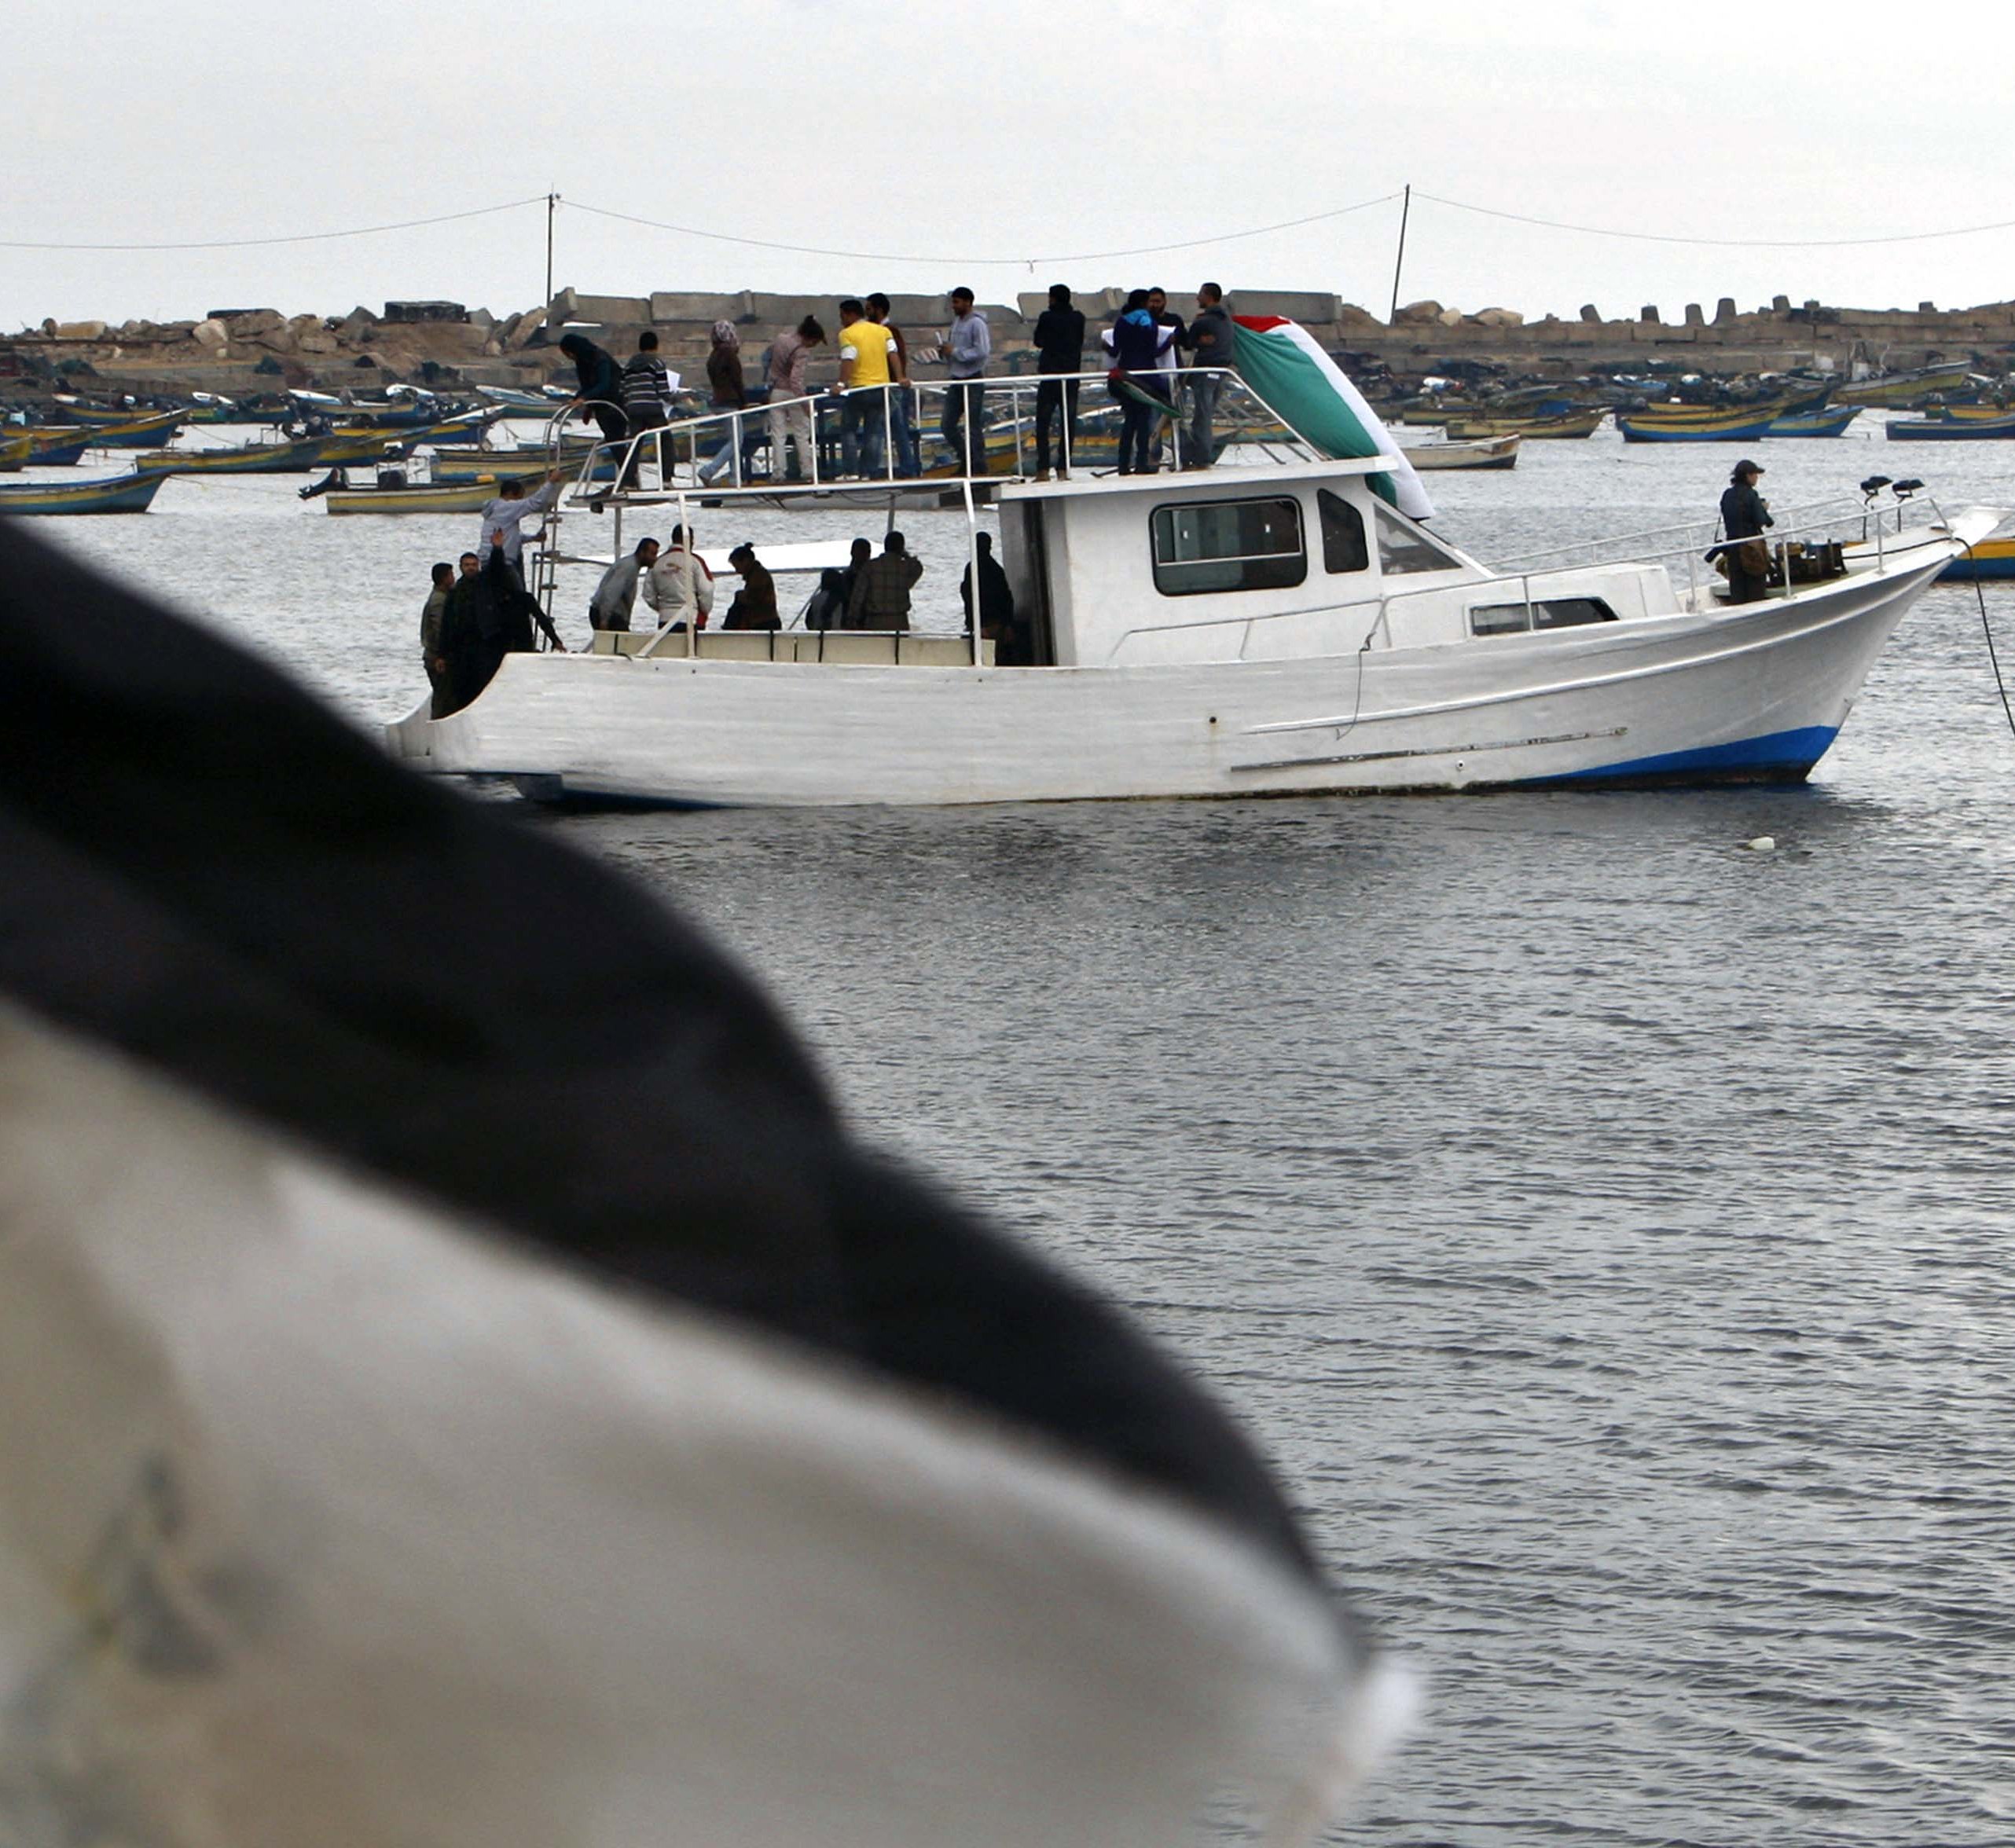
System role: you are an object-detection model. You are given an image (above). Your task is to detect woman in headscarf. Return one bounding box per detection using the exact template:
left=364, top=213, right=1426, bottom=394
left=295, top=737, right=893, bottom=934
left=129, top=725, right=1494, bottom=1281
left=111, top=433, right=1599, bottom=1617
left=696, top=321, right=748, bottom=486
left=558, top=332, right=629, bottom=456
left=1716, top=458, right=1774, bottom=606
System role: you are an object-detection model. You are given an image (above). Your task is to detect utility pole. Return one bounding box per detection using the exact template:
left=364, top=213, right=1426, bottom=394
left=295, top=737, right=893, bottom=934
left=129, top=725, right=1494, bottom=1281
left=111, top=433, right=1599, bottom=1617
left=545, top=191, right=559, bottom=315
left=1389, top=184, right=1411, bottom=324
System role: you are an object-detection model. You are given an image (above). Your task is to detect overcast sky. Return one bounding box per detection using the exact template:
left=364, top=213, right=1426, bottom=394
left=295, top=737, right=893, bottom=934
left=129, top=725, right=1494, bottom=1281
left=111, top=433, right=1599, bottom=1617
left=9, top=0, right=2012, bottom=331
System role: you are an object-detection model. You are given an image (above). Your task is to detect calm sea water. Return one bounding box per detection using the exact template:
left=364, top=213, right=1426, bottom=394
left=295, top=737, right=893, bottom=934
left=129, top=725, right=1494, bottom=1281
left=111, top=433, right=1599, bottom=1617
left=29, top=422, right=2015, bottom=1844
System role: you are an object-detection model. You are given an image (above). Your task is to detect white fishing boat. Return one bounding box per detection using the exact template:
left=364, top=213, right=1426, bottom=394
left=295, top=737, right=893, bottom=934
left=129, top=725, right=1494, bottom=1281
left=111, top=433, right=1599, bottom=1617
left=1399, top=432, right=1520, bottom=471
left=386, top=322, right=1997, bottom=808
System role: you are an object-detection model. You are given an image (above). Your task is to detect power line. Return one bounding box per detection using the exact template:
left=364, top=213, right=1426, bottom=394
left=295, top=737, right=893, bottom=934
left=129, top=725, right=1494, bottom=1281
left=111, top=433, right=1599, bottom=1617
left=0, top=196, right=549, bottom=252
left=1414, top=189, right=2015, bottom=250
left=561, top=193, right=1403, bottom=267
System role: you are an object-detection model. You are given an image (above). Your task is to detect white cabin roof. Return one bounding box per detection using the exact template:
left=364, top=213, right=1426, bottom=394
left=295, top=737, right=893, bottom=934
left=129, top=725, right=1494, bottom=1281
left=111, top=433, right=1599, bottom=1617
left=998, top=454, right=1401, bottom=504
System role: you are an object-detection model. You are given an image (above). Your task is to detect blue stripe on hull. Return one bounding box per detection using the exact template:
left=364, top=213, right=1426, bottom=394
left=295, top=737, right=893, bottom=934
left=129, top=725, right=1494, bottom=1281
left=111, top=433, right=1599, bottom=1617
left=1519, top=725, right=1841, bottom=787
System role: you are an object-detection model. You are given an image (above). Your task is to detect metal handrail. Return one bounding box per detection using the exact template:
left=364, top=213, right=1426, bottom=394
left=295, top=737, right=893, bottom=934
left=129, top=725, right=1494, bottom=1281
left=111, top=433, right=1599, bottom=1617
left=1105, top=495, right=1951, bottom=662
left=555, top=367, right=1310, bottom=502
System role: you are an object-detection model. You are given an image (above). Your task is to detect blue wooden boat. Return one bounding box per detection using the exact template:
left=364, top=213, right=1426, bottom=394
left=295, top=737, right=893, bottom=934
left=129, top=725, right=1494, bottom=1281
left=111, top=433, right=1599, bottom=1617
left=79, top=410, right=191, bottom=449
left=1938, top=536, right=2015, bottom=580
left=0, top=471, right=167, bottom=515
left=1617, top=409, right=1778, bottom=443
left=1888, top=412, right=2015, bottom=440
left=22, top=430, right=94, bottom=466
left=1763, top=407, right=1859, bottom=438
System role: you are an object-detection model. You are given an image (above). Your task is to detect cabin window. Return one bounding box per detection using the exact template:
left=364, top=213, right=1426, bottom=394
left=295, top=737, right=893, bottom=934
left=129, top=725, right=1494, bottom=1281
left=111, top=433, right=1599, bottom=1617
left=1317, top=490, right=1370, bottom=574
left=1375, top=503, right=1462, bottom=575
left=1468, top=596, right=1620, bottom=636
left=1532, top=596, right=1617, bottom=629
left=1151, top=498, right=1306, bottom=596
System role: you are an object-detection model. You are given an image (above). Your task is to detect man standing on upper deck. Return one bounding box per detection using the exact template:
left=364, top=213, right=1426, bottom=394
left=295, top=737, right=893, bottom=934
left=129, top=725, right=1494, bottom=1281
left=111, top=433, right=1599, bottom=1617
left=835, top=299, right=898, bottom=479
left=1032, top=283, right=1086, bottom=482
left=619, top=332, right=674, bottom=483
left=765, top=316, right=824, bottom=482
left=1182, top=284, right=1235, bottom=468
left=1145, top=288, right=1186, bottom=469
left=866, top=295, right=922, bottom=478
left=941, top=287, right=991, bottom=475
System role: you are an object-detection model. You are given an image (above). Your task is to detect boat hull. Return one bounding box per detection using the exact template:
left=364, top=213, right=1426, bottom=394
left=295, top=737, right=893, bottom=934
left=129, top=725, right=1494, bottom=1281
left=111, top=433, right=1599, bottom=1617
left=0, top=471, right=167, bottom=515
left=1938, top=535, right=2015, bottom=580
left=389, top=534, right=1964, bottom=807
left=1887, top=415, right=2015, bottom=440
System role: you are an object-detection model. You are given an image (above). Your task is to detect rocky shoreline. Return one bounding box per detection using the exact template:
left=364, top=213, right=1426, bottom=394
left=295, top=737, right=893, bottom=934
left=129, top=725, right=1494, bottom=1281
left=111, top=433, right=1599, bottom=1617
left=7, top=283, right=2013, bottom=403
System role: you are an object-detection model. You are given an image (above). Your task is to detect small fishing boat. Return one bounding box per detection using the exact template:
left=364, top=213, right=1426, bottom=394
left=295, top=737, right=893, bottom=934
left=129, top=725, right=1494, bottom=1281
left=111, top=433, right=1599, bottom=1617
left=317, top=471, right=549, bottom=515
left=0, top=471, right=168, bottom=515
left=1400, top=433, right=1520, bottom=471
left=132, top=433, right=393, bottom=475
left=61, top=409, right=188, bottom=449
left=1763, top=406, right=1860, bottom=438
left=1837, top=362, right=1976, bottom=408
left=1617, top=408, right=1778, bottom=443
left=477, top=385, right=559, bottom=412
left=1937, top=534, right=2015, bottom=580
left=1444, top=409, right=1604, bottom=439
left=17, top=428, right=94, bottom=466
left=1887, top=412, right=2015, bottom=441
left=46, top=397, right=163, bottom=426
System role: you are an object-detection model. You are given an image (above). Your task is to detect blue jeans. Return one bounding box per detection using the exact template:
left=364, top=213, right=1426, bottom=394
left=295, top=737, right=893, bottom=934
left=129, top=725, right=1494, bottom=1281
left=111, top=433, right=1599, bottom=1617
left=1117, top=382, right=1167, bottom=472
left=842, top=389, right=887, bottom=478
left=889, top=385, right=920, bottom=476
left=941, top=381, right=986, bottom=474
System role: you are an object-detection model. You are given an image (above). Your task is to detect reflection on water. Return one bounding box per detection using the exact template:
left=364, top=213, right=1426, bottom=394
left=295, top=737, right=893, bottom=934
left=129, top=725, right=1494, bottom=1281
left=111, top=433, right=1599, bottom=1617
left=31, top=425, right=2015, bottom=1844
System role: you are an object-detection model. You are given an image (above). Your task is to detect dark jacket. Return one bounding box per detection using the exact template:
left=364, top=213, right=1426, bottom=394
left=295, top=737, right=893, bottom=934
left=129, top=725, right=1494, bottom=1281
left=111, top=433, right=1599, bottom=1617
left=1720, top=482, right=1773, bottom=541
left=1110, top=310, right=1167, bottom=373
left=1185, top=305, right=1235, bottom=370
left=562, top=336, right=622, bottom=407
left=1033, top=306, right=1086, bottom=375
left=723, top=560, right=780, bottom=631
left=960, top=553, right=1015, bottom=633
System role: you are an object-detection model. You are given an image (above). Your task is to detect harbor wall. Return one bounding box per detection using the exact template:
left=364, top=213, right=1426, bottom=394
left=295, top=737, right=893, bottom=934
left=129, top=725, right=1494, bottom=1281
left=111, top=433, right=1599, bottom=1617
left=8, top=286, right=2015, bottom=399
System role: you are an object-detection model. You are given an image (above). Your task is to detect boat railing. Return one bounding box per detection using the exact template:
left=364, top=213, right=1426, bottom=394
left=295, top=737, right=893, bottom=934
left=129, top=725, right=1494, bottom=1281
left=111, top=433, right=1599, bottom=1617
left=541, top=367, right=1315, bottom=504
left=1100, top=489, right=1957, bottom=664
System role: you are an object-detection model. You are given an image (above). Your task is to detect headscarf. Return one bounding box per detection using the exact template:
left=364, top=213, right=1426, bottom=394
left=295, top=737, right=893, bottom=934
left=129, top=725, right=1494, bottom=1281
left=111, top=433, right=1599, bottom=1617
left=711, top=321, right=740, bottom=349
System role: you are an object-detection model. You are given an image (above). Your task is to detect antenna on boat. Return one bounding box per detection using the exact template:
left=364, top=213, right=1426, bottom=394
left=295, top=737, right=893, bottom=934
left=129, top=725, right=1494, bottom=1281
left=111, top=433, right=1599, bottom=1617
left=1389, top=184, right=1411, bottom=324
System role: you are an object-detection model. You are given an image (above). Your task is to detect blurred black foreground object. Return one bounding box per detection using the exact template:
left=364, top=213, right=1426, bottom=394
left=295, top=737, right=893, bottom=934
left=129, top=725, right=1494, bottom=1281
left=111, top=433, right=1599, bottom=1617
left=0, top=524, right=1393, bottom=1848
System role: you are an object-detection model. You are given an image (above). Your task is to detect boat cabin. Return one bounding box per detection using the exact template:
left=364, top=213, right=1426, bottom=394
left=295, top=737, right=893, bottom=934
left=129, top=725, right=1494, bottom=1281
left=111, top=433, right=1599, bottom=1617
left=994, top=458, right=1673, bottom=668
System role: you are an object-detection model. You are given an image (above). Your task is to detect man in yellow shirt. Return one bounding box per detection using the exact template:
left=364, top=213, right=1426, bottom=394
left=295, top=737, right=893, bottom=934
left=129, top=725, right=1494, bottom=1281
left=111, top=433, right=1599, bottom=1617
left=836, top=299, right=897, bottom=478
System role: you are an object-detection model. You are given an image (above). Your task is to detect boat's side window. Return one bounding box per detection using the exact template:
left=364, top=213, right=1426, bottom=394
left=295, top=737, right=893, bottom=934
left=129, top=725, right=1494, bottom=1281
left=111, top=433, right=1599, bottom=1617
left=1531, top=596, right=1617, bottom=629
left=1150, top=498, right=1306, bottom=596
left=1316, top=490, right=1369, bottom=574
left=1375, top=503, right=1463, bottom=575
left=1468, top=596, right=1620, bottom=637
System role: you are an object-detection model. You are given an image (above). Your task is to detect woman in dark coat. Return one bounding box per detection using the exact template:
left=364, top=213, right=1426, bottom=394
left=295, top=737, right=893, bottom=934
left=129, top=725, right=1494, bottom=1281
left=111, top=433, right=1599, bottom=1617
left=559, top=332, right=629, bottom=453
left=1719, top=458, right=1774, bottom=605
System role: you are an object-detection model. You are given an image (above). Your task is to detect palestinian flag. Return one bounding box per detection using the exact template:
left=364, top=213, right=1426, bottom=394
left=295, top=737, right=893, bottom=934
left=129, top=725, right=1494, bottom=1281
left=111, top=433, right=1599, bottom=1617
left=1232, top=316, right=1435, bottom=522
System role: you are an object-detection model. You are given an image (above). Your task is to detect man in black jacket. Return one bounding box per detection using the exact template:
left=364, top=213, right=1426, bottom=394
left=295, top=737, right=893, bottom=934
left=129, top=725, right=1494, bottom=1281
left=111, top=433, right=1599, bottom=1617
left=1032, top=284, right=1085, bottom=480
